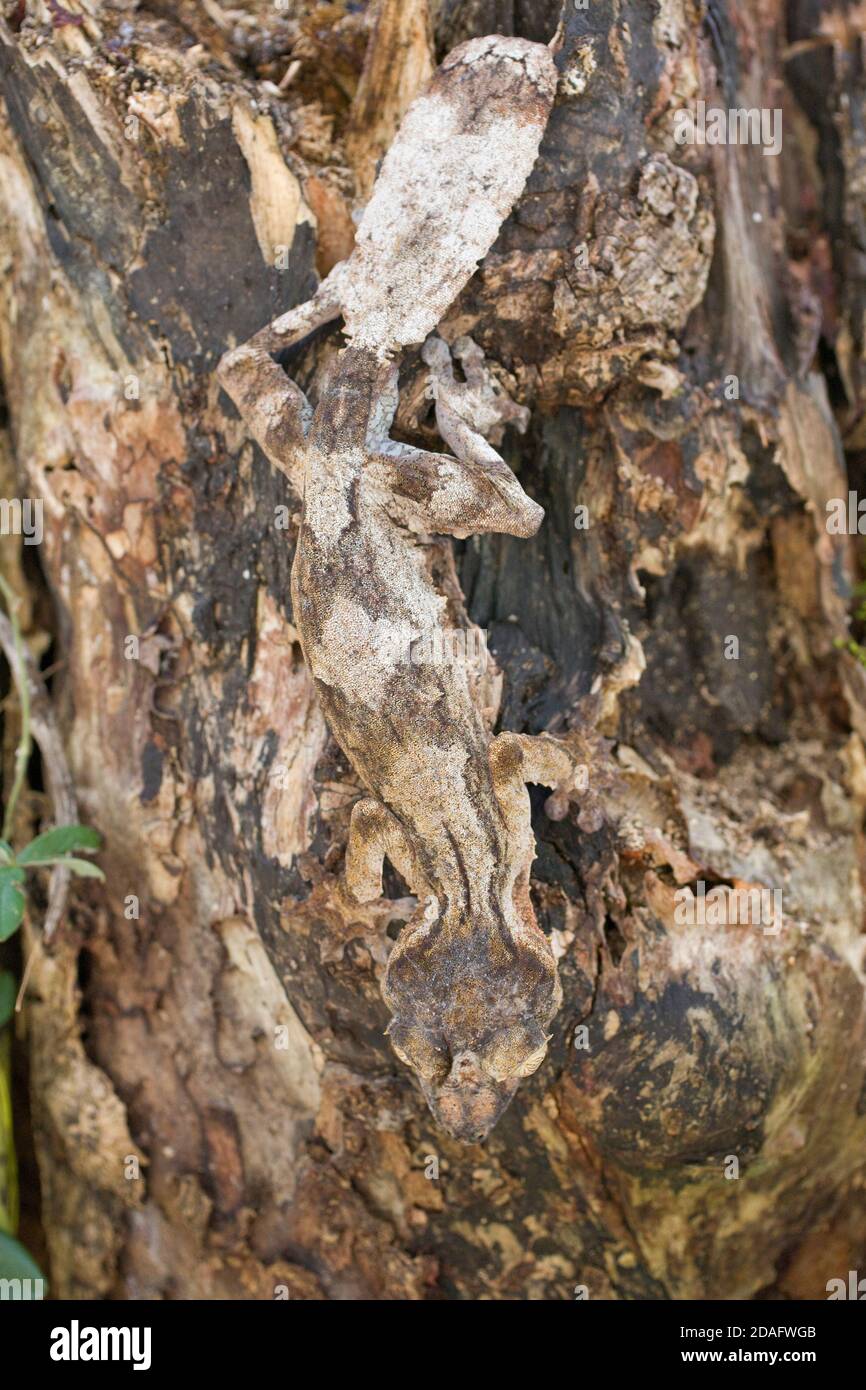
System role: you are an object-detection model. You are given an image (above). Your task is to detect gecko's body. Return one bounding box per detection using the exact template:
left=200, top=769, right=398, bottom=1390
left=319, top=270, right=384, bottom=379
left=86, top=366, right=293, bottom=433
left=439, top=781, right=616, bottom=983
left=220, top=36, right=585, bottom=1140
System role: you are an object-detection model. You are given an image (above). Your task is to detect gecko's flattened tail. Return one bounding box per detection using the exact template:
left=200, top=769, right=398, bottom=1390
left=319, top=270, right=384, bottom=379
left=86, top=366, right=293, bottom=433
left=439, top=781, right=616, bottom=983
left=341, top=35, right=558, bottom=352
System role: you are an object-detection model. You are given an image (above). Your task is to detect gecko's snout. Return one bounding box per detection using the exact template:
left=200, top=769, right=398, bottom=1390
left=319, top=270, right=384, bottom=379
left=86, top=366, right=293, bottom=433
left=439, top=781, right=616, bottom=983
left=429, top=1051, right=519, bottom=1144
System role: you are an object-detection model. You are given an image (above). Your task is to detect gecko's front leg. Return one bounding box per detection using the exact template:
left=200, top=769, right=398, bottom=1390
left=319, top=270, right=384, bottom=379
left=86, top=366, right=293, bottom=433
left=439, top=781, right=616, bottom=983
left=344, top=797, right=427, bottom=904
left=490, top=730, right=602, bottom=832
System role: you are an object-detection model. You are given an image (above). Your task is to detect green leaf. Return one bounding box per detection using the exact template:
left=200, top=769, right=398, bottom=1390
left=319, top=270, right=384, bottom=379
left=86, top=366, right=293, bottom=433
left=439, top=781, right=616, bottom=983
left=48, top=857, right=105, bottom=881
left=0, top=841, right=13, bottom=866
left=0, top=868, right=25, bottom=943
left=0, top=972, right=15, bottom=1029
left=18, top=824, right=101, bottom=865
left=0, top=1230, right=46, bottom=1290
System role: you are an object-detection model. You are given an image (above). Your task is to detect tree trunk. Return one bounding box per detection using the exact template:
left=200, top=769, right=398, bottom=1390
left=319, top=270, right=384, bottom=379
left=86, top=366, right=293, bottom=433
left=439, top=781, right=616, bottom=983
left=1, top=0, right=865, bottom=1301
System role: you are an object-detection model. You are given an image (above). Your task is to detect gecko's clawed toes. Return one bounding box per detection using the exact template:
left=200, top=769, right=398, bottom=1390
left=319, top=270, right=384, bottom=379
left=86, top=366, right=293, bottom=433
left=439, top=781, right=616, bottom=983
left=544, top=789, right=570, bottom=821
left=539, top=749, right=597, bottom=827
left=544, top=784, right=604, bottom=832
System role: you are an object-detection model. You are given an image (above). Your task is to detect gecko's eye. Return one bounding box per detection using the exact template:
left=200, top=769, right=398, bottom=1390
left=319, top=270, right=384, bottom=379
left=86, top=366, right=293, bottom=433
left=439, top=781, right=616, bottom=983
left=479, top=1023, right=549, bottom=1083
left=388, top=1022, right=450, bottom=1083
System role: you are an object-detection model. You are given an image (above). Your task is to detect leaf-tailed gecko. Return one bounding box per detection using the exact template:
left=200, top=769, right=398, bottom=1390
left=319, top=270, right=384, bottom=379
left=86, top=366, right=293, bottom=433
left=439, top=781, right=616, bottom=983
left=218, top=35, right=589, bottom=1142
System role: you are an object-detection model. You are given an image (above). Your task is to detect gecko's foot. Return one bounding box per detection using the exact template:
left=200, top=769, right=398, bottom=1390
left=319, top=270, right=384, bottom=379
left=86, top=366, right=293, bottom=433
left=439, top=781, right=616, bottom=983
left=408, top=334, right=543, bottom=538
left=544, top=730, right=613, bottom=834
left=536, top=740, right=600, bottom=831
left=544, top=774, right=603, bottom=834
left=491, top=729, right=606, bottom=833
left=321, top=873, right=417, bottom=966
left=422, top=332, right=529, bottom=447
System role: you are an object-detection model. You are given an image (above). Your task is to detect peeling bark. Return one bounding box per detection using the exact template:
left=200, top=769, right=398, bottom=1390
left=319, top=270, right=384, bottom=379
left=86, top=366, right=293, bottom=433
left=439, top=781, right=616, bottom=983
left=0, top=0, right=865, bottom=1301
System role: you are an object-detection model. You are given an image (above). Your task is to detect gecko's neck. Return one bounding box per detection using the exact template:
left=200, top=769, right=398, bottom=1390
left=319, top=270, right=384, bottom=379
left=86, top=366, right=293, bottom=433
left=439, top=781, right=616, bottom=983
left=406, top=802, right=519, bottom=934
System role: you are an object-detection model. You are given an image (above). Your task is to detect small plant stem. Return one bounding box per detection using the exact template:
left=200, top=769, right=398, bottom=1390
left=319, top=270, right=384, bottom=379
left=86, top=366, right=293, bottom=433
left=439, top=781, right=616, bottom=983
left=0, top=575, right=31, bottom=845
left=15, top=938, right=39, bottom=1014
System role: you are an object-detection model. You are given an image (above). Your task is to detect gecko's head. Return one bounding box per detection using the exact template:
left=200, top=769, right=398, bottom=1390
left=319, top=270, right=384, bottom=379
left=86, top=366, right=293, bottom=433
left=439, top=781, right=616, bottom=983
left=388, top=1016, right=551, bottom=1143
left=384, top=931, right=561, bottom=1143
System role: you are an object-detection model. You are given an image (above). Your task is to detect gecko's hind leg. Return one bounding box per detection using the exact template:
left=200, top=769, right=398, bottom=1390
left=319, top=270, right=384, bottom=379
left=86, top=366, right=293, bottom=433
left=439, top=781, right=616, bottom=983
left=217, top=263, right=350, bottom=490
left=423, top=332, right=529, bottom=451
left=251, top=259, right=349, bottom=354
left=217, top=343, right=312, bottom=492
left=345, top=797, right=424, bottom=904
left=450, top=336, right=530, bottom=438
left=375, top=333, right=542, bottom=539
left=490, top=731, right=598, bottom=829
left=369, top=348, right=543, bottom=537
left=371, top=441, right=543, bottom=538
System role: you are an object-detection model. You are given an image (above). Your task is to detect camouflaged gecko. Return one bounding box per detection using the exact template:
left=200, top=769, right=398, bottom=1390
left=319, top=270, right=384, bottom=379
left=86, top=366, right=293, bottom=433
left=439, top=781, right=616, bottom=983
left=219, top=35, right=589, bottom=1142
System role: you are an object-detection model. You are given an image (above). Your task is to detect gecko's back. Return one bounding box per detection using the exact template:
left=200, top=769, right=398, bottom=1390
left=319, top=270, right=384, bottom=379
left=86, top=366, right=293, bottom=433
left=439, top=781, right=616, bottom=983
left=292, top=358, right=508, bottom=906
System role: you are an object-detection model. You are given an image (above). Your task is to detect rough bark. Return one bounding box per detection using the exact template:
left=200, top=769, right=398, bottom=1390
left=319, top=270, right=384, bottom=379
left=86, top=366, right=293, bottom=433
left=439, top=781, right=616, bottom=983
left=0, top=0, right=865, bottom=1300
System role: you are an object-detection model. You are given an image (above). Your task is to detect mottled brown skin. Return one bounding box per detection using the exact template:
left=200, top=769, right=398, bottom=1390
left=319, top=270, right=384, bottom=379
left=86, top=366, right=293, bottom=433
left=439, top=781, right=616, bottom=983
left=219, top=36, right=585, bottom=1141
